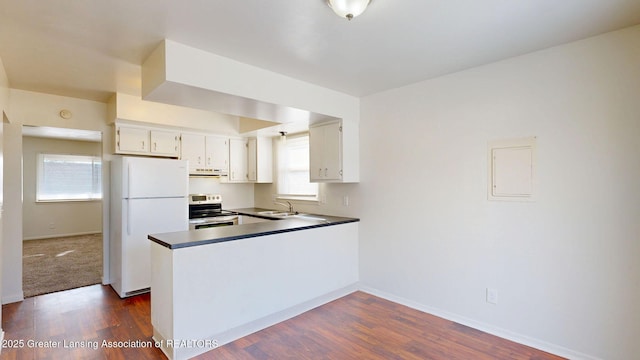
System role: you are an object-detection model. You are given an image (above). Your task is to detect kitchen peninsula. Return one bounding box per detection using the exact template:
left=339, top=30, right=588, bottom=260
left=148, top=210, right=359, bottom=360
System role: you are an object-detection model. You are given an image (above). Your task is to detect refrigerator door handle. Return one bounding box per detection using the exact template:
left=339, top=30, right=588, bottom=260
left=126, top=201, right=131, bottom=236
left=128, top=163, right=132, bottom=198
left=127, top=163, right=132, bottom=235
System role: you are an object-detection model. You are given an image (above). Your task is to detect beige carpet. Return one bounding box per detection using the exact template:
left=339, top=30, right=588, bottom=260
left=23, top=233, right=103, bottom=298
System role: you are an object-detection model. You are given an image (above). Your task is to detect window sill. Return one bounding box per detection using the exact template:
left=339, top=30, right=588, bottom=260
left=275, top=195, right=319, bottom=204
left=36, top=199, right=103, bottom=203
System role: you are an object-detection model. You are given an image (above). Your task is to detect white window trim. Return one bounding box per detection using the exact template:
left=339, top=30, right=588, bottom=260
left=275, top=194, right=321, bottom=203
left=275, top=132, right=319, bottom=202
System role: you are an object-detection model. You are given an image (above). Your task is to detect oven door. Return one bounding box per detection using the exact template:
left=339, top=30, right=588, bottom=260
left=189, top=216, right=238, bottom=230
left=189, top=203, right=222, bottom=219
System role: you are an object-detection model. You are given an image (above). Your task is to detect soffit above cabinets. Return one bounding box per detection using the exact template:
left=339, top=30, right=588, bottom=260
left=141, top=40, right=352, bottom=130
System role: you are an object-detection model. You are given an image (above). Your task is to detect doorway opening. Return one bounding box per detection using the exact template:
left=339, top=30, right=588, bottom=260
left=21, top=125, right=103, bottom=297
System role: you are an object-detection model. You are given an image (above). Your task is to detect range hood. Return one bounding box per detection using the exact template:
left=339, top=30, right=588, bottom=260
left=188, top=167, right=228, bottom=177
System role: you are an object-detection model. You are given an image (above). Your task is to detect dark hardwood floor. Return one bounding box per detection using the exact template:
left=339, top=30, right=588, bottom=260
left=1, top=285, right=164, bottom=359
left=1, top=285, right=565, bottom=360
left=198, top=291, right=565, bottom=360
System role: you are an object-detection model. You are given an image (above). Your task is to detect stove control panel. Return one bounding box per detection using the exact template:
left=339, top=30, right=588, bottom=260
left=189, top=194, right=222, bottom=205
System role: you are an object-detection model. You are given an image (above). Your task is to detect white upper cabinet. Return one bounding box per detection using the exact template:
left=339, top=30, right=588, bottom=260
left=247, top=138, right=257, bottom=182
left=309, top=119, right=359, bottom=183
left=226, top=137, right=273, bottom=183
left=180, top=133, right=229, bottom=175
left=180, top=133, right=206, bottom=173
left=248, top=137, right=273, bottom=183
left=228, top=138, right=248, bottom=182
left=115, top=124, right=179, bottom=158
left=309, top=120, right=343, bottom=182
left=150, top=130, right=180, bottom=157
left=117, top=126, right=150, bottom=154
left=206, top=136, right=229, bottom=172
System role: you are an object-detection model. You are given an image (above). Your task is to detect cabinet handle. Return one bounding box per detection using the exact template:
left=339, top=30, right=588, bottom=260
left=318, top=168, right=322, bottom=177
left=198, top=156, right=201, bottom=165
left=141, top=141, right=145, bottom=150
left=325, top=168, right=328, bottom=177
left=153, top=142, right=157, bottom=151
left=207, top=157, right=211, bottom=165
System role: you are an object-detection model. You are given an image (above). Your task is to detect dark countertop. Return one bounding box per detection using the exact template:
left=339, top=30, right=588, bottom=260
left=148, top=208, right=359, bottom=250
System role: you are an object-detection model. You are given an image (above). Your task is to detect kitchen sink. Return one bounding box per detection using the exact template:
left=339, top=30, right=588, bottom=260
left=256, top=211, right=295, bottom=217
left=292, top=214, right=327, bottom=221
left=255, top=211, right=326, bottom=221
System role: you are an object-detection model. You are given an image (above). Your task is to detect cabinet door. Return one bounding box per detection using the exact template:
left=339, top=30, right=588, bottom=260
left=309, top=125, right=324, bottom=181
left=247, top=138, right=257, bottom=181
left=322, top=122, right=342, bottom=180
left=309, top=121, right=343, bottom=182
left=205, top=136, right=229, bottom=172
left=117, top=126, right=150, bottom=154
left=255, top=137, right=273, bottom=183
left=150, top=130, right=180, bottom=157
left=229, top=138, right=248, bottom=182
left=180, top=133, right=206, bottom=174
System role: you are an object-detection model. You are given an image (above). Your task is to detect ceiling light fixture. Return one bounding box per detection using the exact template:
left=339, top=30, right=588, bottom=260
left=327, top=0, right=371, bottom=21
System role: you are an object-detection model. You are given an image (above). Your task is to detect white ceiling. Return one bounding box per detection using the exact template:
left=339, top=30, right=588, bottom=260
left=1, top=0, right=640, bottom=103
left=22, top=125, right=102, bottom=142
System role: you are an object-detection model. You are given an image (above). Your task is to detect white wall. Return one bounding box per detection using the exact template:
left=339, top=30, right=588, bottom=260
left=358, top=25, right=640, bottom=360
left=22, top=136, right=102, bottom=240
left=254, top=181, right=359, bottom=218
left=188, top=177, right=254, bottom=209
left=2, top=90, right=110, bottom=303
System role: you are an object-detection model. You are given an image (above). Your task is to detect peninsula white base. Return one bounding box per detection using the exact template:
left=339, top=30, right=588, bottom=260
left=150, top=222, right=359, bottom=360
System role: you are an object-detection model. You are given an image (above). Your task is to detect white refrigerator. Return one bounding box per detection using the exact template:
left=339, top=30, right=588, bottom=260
left=110, top=156, right=188, bottom=298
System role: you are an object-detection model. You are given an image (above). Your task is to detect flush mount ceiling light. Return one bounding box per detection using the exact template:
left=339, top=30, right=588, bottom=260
left=327, top=0, right=371, bottom=21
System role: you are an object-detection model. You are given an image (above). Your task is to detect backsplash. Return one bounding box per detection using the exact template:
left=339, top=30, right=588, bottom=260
left=188, top=177, right=255, bottom=209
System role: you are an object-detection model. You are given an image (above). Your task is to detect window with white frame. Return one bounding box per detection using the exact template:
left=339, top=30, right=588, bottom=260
left=276, top=133, right=318, bottom=200
left=37, top=153, right=102, bottom=202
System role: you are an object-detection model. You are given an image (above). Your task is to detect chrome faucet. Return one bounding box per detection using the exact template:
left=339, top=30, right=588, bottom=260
left=274, top=200, right=294, bottom=214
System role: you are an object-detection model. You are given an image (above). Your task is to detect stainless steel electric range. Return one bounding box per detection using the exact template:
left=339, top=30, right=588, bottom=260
left=188, top=194, right=238, bottom=230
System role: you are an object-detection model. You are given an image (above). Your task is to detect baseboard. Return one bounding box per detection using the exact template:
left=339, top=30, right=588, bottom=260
left=23, top=231, right=101, bottom=241
left=358, top=284, right=600, bottom=360
left=2, top=291, right=24, bottom=305
left=167, top=283, right=360, bottom=360
left=215, top=283, right=359, bottom=347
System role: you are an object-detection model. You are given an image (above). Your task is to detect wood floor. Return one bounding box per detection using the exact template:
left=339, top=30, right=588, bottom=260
left=1, top=285, right=565, bottom=360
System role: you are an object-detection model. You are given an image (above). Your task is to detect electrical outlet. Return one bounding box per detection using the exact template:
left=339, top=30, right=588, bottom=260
left=343, top=195, right=349, bottom=206
left=486, top=288, right=498, bottom=304
left=48, top=222, right=56, bottom=229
